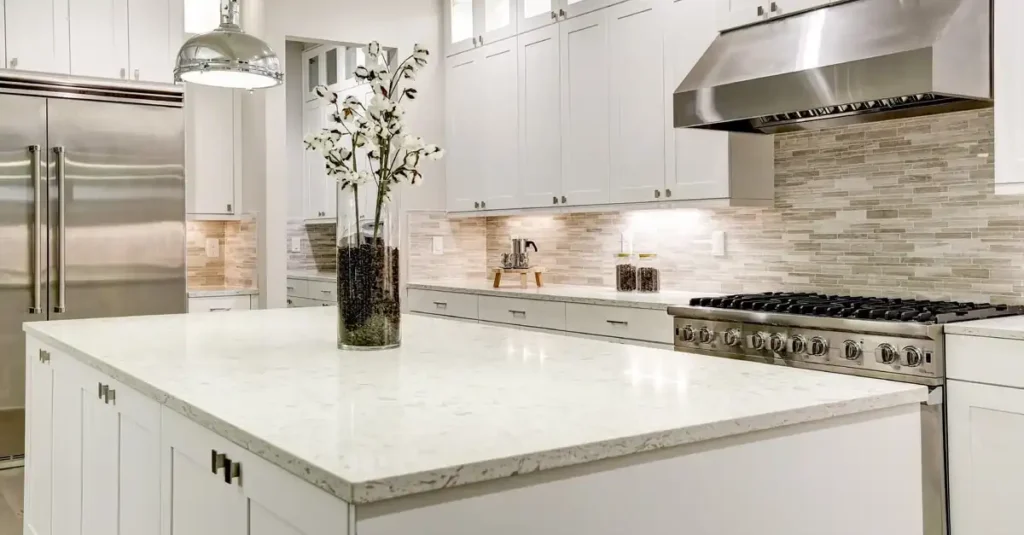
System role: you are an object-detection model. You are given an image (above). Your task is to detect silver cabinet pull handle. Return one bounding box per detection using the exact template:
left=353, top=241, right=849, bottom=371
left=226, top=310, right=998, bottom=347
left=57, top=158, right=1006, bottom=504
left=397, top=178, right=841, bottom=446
left=286, top=286, right=295, bottom=291
left=211, top=450, right=226, bottom=474
left=134, top=68, right=140, bottom=80
left=665, top=189, right=672, bottom=198
left=29, top=145, right=43, bottom=314
left=433, top=301, right=448, bottom=309
left=552, top=196, right=558, bottom=204
left=99, top=383, right=109, bottom=401
left=9, top=57, right=17, bottom=68
left=757, top=5, right=765, bottom=16
left=53, top=147, right=67, bottom=314
left=320, top=289, right=331, bottom=294
left=120, top=68, right=126, bottom=79
left=770, top=1, right=778, bottom=13
left=39, top=350, right=50, bottom=363
left=222, top=458, right=234, bottom=483
left=606, top=320, right=629, bottom=326
left=209, top=307, right=232, bottom=312
left=480, top=201, right=487, bottom=208
left=559, top=8, right=567, bottom=17
left=654, top=189, right=661, bottom=199
left=561, top=196, right=567, bottom=204
left=509, top=310, right=527, bottom=317
left=105, top=388, right=116, bottom=404
left=550, top=10, right=557, bottom=19
left=229, top=461, right=242, bottom=485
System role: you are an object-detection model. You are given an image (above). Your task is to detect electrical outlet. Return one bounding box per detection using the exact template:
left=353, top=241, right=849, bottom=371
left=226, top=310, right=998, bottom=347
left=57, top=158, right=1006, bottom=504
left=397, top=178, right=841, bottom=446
left=205, top=238, right=220, bottom=258
left=432, top=236, right=444, bottom=255
left=290, top=237, right=302, bottom=253
left=711, top=231, right=726, bottom=257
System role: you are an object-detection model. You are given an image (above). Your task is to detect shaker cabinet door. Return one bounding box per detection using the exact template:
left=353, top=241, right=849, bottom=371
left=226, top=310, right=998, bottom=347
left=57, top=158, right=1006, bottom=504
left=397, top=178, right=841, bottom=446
left=4, top=0, right=70, bottom=74
left=479, top=39, right=521, bottom=210
left=445, top=50, right=486, bottom=211
left=68, top=0, right=130, bottom=80
left=24, top=344, right=54, bottom=535
left=518, top=25, right=563, bottom=208
left=186, top=84, right=239, bottom=216
left=128, top=0, right=181, bottom=83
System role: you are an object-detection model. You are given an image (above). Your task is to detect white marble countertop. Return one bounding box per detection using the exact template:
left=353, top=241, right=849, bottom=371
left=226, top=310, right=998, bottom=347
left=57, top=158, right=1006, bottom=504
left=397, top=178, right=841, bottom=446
left=287, top=269, right=336, bottom=283
left=408, top=280, right=716, bottom=310
left=945, top=316, right=1024, bottom=341
left=187, top=287, right=259, bottom=298
left=23, top=308, right=926, bottom=504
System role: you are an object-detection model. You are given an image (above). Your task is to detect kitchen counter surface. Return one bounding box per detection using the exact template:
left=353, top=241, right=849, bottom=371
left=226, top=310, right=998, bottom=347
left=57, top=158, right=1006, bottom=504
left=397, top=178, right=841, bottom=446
left=24, top=308, right=926, bottom=504
left=408, top=280, right=716, bottom=310
left=187, top=287, right=259, bottom=298
left=945, top=315, right=1024, bottom=341
left=287, top=269, right=336, bottom=283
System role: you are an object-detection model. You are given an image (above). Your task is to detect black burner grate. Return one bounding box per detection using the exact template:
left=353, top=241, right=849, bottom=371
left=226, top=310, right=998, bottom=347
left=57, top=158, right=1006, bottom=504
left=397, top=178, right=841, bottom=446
left=688, top=292, right=1024, bottom=324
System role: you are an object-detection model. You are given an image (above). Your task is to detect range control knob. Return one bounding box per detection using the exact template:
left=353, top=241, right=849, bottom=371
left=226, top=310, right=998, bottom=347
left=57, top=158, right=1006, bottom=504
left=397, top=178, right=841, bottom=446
left=875, top=343, right=898, bottom=365
left=901, top=346, right=923, bottom=367
left=769, top=333, right=788, bottom=354
left=698, top=327, right=716, bottom=344
left=681, top=326, right=695, bottom=342
left=843, top=341, right=862, bottom=361
left=809, top=337, right=829, bottom=357
left=723, top=329, right=742, bottom=347
left=788, top=335, right=808, bottom=354
left=749, top=333, right=766, bottom=351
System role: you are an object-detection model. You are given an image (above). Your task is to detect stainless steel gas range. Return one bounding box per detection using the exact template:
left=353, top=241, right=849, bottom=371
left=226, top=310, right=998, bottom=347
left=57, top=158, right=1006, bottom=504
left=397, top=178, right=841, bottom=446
left=669, top=292, right=1024, bottom=535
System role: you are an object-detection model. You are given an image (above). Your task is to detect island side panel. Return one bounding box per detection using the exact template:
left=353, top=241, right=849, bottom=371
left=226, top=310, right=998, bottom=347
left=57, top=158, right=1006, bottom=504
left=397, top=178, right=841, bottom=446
left=355, top=404, right=923, bottom=535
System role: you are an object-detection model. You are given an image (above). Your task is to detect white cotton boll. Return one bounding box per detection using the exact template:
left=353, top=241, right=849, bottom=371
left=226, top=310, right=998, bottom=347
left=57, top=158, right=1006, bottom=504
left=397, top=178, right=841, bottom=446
left=404, top=152, right=420, bottom=168
left=402, top=135, right=425, bottom=152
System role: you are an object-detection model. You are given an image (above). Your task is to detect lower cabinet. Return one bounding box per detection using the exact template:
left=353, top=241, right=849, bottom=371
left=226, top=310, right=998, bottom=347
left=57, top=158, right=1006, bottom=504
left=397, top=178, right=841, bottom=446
left=948, top=379, right=1024, bottom=534
left=286, top=277, right=336, bottom=307
left=188, top=295, right=256, bottom=313
left=24, top=338, right=350, bottom=535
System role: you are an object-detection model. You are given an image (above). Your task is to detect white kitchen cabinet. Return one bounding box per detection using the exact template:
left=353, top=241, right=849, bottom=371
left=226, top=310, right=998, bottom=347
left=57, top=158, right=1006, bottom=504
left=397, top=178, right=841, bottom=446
left=948, top=379, right=1024, bottom=535
left=184, top=0, right=220, bottom=34
left=445, top=50, right=486, bottom=211
left=716, top=0, right=831, bottom=31
left=186, top=83, right=241, bottom=216
left=303, top=99, right=331, bottom=219
left=445, top=0, right=518, bottom=56
left=162, top=408, right=348, bottom=535
left=81, top=384, right=120, bottom=535
left=4, top=0, right=71, bottom=74
left=519, top=0, right=559, bottom=33
left=128, top=0, right=182, bottom=83
left=51, top=365, right=84, bottom=535
left=0, top=5, right=6, bottom=68
left=564, top=0, right=623, bottom=18
left=608, top=0, right=666, bottom=204
left=995, top=0, right=1024, bottom=195
left=408, top=288, right=480, bottom=319
left=24, top=341, right=54, bottom=535
left=518, top=25, right=563, bottom=208
left=68, top=0, right=129, bottom=80
left=188, top=295, right=253, bottom=313
left=559, top=9, right=611, bottom=206
left=302, top=45, right=346, bottom=102
left=665, top=0, right=773, bottom=204
left=480, top=39, right=520, bottom=210
left=478, top=295, right=567, bottom=330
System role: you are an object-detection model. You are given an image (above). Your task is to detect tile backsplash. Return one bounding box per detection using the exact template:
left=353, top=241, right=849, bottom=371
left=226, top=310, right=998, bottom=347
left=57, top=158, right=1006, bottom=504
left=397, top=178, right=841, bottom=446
left=412, top=108, right=1024, bottom=304
left=186, top=218, right=258, bottom=289
left=286, top=220, right=337, bottom=271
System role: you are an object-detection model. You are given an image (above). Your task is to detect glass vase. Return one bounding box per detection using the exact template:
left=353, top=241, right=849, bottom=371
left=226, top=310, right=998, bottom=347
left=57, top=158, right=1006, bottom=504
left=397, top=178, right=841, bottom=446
left=335, top=185, right=401, bottom=350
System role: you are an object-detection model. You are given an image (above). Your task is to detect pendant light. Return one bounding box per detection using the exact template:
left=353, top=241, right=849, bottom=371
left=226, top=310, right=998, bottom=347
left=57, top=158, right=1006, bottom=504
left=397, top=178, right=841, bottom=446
left=174, top=0, right=283, bottom=89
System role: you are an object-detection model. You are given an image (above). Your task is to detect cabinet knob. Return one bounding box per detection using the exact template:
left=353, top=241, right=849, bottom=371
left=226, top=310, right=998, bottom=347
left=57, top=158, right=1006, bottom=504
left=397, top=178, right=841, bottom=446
left=561, top=196, right=567, bottom=204
left=227, top=203, right=232, bottom=212
left=666, top=189, right=672, bottom=198
left=654, top=189, right=662, bottom=199
left=9, top=58, right=17, bottom=69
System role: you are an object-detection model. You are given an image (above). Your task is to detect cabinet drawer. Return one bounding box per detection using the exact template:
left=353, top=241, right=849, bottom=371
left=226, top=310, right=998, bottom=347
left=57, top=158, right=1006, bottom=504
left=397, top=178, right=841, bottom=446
left=947, top=335, right=1024, bottom=389
left=478, top=296, right=566, bottom=330
left=565, top=303, right=673, bottom=344
left=286, top=279, right=308, bottom=298
left=188, top=295, right=252, bottom=313
left=408, top=289, right=479, bottom=319
left=287, top=297, right=333, bottom=308
left=307, top=280, right=337, bottom=301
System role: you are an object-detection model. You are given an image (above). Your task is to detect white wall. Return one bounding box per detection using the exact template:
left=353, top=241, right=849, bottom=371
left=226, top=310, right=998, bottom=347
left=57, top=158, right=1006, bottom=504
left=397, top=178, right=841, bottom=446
left=247, top=0, right=445, bottom=308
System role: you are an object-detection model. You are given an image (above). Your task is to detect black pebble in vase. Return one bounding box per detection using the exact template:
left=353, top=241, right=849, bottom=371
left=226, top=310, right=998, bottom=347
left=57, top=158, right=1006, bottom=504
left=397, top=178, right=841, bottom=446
left=336, top=243, right=401, bottom=349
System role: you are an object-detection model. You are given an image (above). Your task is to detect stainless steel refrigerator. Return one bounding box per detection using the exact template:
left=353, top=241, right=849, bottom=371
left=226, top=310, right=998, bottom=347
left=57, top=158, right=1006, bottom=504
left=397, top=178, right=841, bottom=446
left=0, top=72, right=186, bottom=464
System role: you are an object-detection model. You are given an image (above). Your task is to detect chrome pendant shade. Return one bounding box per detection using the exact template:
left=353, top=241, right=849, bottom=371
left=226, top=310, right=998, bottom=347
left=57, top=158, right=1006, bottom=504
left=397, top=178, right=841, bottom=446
left=174, top=0, right=283, bottom=89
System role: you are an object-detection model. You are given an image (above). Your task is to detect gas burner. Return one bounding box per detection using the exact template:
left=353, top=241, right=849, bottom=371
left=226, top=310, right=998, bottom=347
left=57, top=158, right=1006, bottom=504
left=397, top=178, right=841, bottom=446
left=688, top=292, right=1021, bottom=324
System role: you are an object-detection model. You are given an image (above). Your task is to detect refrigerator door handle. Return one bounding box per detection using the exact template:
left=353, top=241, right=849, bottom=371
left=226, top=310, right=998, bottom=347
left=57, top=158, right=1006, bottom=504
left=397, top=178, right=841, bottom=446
left=29, top=145, right=43, bottom=314
left=53, top=146, right=67, bottom=314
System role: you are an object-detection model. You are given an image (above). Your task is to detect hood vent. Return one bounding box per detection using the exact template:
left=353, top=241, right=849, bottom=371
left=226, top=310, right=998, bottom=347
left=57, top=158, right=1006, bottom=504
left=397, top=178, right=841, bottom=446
left=674, top=0, right=991, bottom=133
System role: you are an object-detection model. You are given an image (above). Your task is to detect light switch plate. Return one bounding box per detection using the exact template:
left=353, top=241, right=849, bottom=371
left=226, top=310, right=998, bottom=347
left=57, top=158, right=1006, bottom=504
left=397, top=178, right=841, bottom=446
left=711, top=231, right=726, bottom=257
left=290, top=237, right=302, bottom=253
left=432, top=236, right=444, bottom=255
left=205, top=238, right=220, bottom=258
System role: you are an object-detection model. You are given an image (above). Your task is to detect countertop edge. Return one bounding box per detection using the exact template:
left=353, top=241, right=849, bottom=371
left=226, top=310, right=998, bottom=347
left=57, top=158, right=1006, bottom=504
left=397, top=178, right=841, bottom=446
left=943, top=324, right=1024, bottom=341
left=187, top=288, right=260, bottom=298
left=406, top=282, right=680, bottom=311
left=22, top=324, right=358, bottom=504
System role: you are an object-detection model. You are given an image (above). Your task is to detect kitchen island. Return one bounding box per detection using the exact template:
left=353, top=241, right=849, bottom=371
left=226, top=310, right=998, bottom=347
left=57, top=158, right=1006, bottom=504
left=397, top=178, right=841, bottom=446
left=23, top=308, right=927, bottom=535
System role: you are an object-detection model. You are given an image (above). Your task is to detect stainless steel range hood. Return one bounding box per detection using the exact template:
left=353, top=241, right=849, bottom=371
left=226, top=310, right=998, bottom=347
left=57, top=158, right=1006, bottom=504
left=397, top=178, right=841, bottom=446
left=673, top=0, right=991, bottom=134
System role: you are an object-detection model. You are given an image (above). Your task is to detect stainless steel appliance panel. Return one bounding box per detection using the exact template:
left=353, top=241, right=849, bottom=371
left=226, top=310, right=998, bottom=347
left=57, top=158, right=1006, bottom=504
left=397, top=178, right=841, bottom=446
left=46, top=98, right=186, bottom=322
left=0, top=94, right=47, bottom=460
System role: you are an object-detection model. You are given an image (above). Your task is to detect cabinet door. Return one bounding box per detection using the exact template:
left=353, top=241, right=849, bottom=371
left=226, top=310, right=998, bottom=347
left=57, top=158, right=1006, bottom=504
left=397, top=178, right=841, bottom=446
left=518, top=25, right=562, bottom=208
left=479, top=0, right=517, bottom=45
left=519, top=0, right=559, bottom=33
left=24, top=347, right=54, bottom=535
left=771, top=0, right=831, bottom=19
left=445, top=51, right=485, bottom=211
left=445, top=0, right=480, bottom=56
left=320, top=102, right=339, bottom=220
left=303, top=47, right=324, bottom=102
left=716, top=0, right=765, bottom=31
left=186, top=84, right=238, bottom=215
left=303, top=99, right=330, bottom=219
left=5, top=0, right=71, bottom=74
left=480, top=39, right=520, bottom=210
left=608, top=0, right=666, bottom=204
left=116, top=382, right=162, bottom=535
left=81, top=391, right=119, bottom=535
left=69, top=0, right=130, bottom=80
left=948, top=380, right=1024, bottom=535
left=128, top=0, right=178, bottom=83
left=559, top=9, right=611, bottom=206
left=0, top=5, right=6, bottom=69
left=167, top=441, right=247, bottom=535
left=51, top=368, right=84, bottom=535
left=996, top=0, right=1024, bottom=194
left=564, top=0, right=620, bottom=18
left=666, top=0, right=728, bottom=200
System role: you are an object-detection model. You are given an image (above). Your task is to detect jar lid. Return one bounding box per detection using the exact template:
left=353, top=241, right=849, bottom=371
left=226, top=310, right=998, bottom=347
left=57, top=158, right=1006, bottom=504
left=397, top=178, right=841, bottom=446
left=638, top=253, right=657, bottom=258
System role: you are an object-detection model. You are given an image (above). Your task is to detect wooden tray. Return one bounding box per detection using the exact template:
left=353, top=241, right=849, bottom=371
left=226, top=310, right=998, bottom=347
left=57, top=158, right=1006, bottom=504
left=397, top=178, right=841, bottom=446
left=491, top=267, right=545, bottom=289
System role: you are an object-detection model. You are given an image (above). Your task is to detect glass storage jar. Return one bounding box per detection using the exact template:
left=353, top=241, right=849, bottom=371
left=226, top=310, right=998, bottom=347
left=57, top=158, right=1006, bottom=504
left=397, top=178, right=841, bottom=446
left=637, top=253, right=661, bottom=293
left=615, top=253, right=637, bottom=292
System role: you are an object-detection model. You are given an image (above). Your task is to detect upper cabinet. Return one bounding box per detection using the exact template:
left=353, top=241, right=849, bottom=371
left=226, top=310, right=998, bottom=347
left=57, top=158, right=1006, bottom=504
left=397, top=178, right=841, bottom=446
left=995, top=0, right=1023, bottom=195
left=183, top=0, right=220, bottom=34
left=717, top=0, right=833, bottom=31
left=186, top=84, right=241, bottom=217
left=445, top=0, right=518, bottom=56
left=1, top=0, right=182, bottom=83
